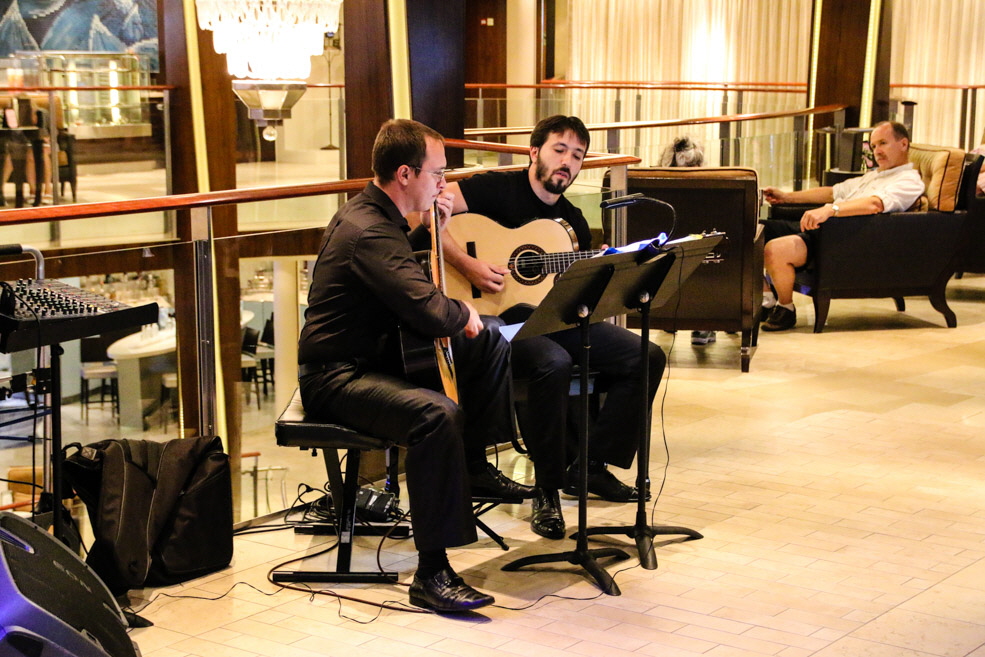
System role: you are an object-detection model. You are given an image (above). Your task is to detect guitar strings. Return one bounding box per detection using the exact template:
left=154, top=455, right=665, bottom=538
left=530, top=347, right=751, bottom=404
left=507, top=249, right=606, bottom=273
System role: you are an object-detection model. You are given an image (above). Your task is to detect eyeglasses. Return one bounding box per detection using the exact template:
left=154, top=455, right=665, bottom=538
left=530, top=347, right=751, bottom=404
left=412, top=166, right=449, bottom=181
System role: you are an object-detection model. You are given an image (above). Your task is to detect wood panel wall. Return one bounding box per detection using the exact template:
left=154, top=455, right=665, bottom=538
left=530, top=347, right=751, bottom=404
left=811, top=0, right=892, bottom=129
left=342, top=1, right=394, bottom=180
left=407, top=0, right=466, bottom=167
left=464, top=0, right=507, bottom=134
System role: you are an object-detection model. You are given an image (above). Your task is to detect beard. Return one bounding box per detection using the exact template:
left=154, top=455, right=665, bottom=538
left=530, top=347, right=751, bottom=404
left=535, top=156, right=573, bottom=195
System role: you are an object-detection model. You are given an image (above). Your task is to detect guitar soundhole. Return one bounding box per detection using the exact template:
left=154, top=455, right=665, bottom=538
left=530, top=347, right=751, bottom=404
left=510, top=244, right=548, bottom=286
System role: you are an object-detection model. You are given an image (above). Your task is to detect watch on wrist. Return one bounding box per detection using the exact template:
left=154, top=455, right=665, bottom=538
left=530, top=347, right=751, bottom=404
left=831, top=203, right=840, bottom=216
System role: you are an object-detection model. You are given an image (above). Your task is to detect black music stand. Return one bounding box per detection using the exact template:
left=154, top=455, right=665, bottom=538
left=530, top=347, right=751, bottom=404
left=579, top=234, right=722, bottom=569
left=501, top=245, right=679, bottom=595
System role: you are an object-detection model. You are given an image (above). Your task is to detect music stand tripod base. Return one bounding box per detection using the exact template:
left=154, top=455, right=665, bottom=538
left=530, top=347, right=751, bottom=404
left=582, top=291, right=704, bottom=570
left=501, top=544, right=630, bottom=595
left=583, top=522, right=703, bottom=570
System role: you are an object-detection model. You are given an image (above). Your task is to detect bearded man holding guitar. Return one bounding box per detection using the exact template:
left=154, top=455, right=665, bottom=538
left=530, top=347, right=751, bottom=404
left=442, top=115, right=668, bottom=541
left=298, top=120, right=528, bottom=613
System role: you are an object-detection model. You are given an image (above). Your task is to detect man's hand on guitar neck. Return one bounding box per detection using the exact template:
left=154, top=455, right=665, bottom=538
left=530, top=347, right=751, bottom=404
left=415, top=192, right=456, bottom=232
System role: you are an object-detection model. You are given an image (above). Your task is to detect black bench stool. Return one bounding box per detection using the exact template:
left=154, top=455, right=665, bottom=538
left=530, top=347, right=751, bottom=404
left=272, top=388, right=400, bottom=583
left=273, top=387, right=530, bottom=586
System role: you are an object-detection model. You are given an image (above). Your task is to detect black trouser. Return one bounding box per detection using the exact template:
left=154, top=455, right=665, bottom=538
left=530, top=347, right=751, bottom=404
left=512, top=321, right=666, bottom=489
left=300, top=320, right=513, bottom=552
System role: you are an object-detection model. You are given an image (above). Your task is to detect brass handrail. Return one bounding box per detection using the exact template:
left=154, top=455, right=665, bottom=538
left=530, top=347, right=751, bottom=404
left=0, top=85, right=174, bottom=93
left=0, top=144, right=639, bottom=226
left=465, top=104, right=848, bottom=138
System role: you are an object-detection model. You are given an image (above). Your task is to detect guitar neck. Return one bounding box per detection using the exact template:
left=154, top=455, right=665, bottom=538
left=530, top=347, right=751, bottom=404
left=539, top=248, right=606, bottom=273
left=430, top=202, right=446, bottom=290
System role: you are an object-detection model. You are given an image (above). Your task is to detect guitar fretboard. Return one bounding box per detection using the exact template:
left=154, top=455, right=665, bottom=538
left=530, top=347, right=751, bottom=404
left=513, top=249, right=606, bottom=274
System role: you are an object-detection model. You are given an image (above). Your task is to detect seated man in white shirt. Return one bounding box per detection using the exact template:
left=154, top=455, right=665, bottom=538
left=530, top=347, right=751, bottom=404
left=759, top=120, right=926, bottom=331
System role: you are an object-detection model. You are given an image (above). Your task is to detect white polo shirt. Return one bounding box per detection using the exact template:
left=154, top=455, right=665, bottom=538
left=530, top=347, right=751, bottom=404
left=832, top=162, right=925, bottom=212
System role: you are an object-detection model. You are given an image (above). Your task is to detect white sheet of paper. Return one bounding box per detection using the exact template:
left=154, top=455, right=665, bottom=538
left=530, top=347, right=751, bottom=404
left=500, top=323, right=524, bottom=342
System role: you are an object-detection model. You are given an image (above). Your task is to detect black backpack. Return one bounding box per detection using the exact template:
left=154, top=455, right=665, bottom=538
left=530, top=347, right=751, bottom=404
left=64, top=435, right=233, bottom=595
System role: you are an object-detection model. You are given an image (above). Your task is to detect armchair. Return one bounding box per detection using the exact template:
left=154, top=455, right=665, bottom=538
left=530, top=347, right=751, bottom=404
left=771, top=144, right=979, bottom=332
left=616, top=167, right=763, bottom=371
left=954, top=154, right=985, bottom=275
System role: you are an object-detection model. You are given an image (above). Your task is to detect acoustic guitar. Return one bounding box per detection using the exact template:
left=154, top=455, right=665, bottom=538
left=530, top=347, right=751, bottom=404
left=444, top=213, right=605, bottom=317
left=397, top=203, right=459, bottom=402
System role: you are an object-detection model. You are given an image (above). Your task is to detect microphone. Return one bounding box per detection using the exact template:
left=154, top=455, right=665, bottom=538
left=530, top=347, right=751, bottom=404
left=599, top=193, right=647, bottom=210
left=599, top=194, right=678, bottom=240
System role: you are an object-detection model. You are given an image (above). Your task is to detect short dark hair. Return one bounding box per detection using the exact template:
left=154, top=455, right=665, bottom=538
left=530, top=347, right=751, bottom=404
left=875, top=120, right=911, bottom=143
left=372, top=119, right=444, bottom=183
left=530, top=115, right=591, bottom=151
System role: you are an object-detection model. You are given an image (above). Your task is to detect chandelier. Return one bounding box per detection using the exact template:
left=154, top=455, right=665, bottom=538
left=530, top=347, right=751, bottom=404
left=196, top=0, right=343, bottom=137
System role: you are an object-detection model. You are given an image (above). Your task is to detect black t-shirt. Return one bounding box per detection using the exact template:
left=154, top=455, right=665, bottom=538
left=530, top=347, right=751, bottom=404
left=457, top=170, right=594, bottom=250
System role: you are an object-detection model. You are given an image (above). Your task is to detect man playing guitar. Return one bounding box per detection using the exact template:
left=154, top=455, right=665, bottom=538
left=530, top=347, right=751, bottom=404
left=297, top=119, right=530, bottom=612
left=441, top=115, right=668, bottom=540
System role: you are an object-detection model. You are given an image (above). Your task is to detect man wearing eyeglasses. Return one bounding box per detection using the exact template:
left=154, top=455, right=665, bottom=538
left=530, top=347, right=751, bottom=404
left=298, top=119, right=527, bottom=612
left=439, top=115, right=667, bottom=541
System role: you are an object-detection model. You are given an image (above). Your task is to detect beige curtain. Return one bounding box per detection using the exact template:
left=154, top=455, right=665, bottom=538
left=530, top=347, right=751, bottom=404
left=563, top=0, right=811, bottom=180
left=566, top=0, right=810, bottom=85
left=891, top=0, right=985, bottom=149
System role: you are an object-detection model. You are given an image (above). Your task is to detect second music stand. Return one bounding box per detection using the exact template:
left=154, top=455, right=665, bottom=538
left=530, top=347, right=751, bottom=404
left=580, top=233, right=722, bottom=568
left=501, top=245, right=680, bottom=594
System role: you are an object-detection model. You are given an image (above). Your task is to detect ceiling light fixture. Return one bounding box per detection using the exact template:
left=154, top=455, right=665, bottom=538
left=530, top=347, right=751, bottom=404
left=196, top=0, right=343, bottom=137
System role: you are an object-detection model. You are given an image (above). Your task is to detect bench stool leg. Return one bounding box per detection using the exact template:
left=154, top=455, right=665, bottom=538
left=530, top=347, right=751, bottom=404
left=272, top=448, right=398, bottom=584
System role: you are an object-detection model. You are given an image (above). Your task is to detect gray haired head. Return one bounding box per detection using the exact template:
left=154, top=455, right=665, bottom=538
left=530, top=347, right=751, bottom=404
left=660, top=136, right=705, bottom=167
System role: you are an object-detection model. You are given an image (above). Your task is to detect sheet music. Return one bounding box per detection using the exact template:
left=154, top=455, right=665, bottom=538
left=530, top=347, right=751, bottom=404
left=500, top=323, right=524, bottom=342
left=599, top=233, right=668, bottom=257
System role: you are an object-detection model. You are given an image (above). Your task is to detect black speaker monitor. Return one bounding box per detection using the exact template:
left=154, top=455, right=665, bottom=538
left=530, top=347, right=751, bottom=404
left=0, top=512, right=140, bottom=657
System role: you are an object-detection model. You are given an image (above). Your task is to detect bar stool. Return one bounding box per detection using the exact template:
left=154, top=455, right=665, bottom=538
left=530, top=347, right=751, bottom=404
left=79, top=337, right=119, bottom=423
left=160, top=372, right=179, bottom=432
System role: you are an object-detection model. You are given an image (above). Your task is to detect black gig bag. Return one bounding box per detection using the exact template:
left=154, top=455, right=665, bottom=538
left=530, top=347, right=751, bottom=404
left=64, top=435, right=233, bottom=594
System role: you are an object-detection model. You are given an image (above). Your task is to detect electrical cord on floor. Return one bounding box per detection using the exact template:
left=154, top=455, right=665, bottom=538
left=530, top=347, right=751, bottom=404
left=123, top=581, right=285, bottom=621
left=232, top=483, right=333, bottom=536
left=374, top=507, right=413, bottom=585
left=263, top=538, right=430, bottom=619
left=650, top=242, right=689, bottom=526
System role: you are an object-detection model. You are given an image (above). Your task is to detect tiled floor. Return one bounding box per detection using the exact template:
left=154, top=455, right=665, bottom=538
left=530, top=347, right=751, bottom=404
left=3, top=276, right=985, bottom=656
left=101, top=277, right=985, bottom=657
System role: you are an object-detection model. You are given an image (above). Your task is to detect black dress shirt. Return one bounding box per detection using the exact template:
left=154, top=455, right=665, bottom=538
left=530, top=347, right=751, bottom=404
left=298, top=182, right=469, bottom=368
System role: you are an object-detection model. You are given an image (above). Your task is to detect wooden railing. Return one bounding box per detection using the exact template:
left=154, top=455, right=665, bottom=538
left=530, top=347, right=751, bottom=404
left=0, top=144, right=637, bottom=227
left=465, top=104, right=847, bottom=138
left=464, top=104, right=847, bottom=190
left=890, top=82, right=985, bottom=150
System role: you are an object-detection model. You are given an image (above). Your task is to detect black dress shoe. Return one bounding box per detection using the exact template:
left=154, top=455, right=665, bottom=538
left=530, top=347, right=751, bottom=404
left=471, top=463, right=536, bottom=499
left=563, top=465, right=639, bottom=502
left=408, top=567, right=494, bottom=612
left=530, top=487, right=565, bottom=539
